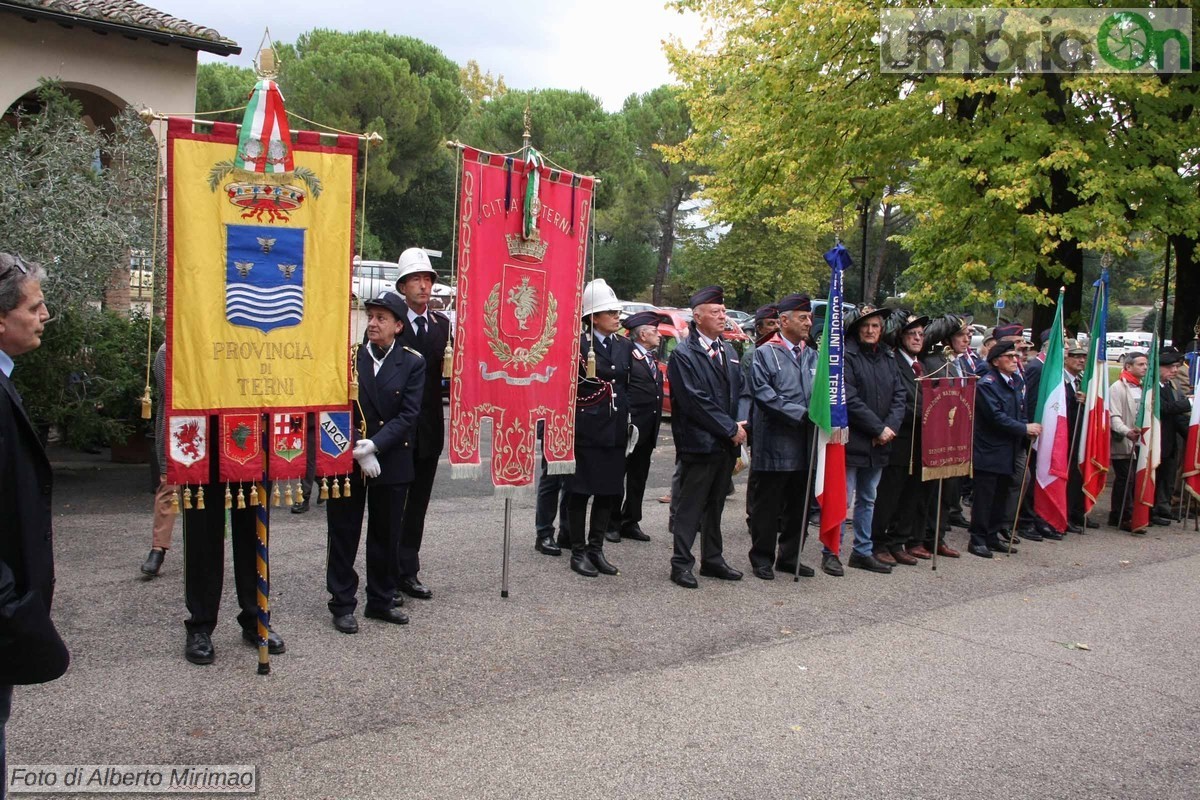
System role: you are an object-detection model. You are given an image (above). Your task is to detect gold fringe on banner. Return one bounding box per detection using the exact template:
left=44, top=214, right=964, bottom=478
left=320, top=477, right=330, bottom=500
left=331, top=476, right=341, bottom=499
left=922, top=464, right=972, bottom=482
left=249, top=484, right=259, bottom=506
left=342, top=476, right=352, bottom=498
left=224, top=484, right=233, bottom=510
left=196, top=485, right=206, bottom=510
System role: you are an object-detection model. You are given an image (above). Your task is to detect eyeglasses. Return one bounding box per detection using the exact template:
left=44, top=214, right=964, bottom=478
left=0, top=254, right=30, bottom=282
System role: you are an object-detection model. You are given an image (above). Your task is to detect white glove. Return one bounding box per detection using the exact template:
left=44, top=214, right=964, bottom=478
left=353, top=439, right=378, bottom=457
left=357, top=452, right=381, bottom=479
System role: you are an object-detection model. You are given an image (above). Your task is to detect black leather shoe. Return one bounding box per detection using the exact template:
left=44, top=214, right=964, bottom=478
left=604, top=529, right=621, bottom=543
left=670, top=569, right=698, bottom=589
left=570, top=552, right=599, bottom=577
left=535, top=536, right=562, bottom=556
left=242, top=626, right=286, bottom=654
left=968, top=544, right=993, bottom=558
left=332, top=614, right=358, bottom=634
left=821, top=555, right=844, bottom=577
left=752, top=565, right=775, bottom=580
left=620, top=524, right=651, bottom=542
left=1017, top=528, right=1042, bottom=542
left=290, top=497, right=310, bottom=514
left=1151, top=515, right=1172, bottom=526
left=364, top=606, right=410, bottom=625
left=1066, top=523, right=1082, bottom=534
left=398, top=577, right=433, bottom=600
left=775, top=561, right=816, bottom=578
left=140, top=548, right=165, bottom=577
left=1041, top=529, right=1064, bottom=540
left=987, top=541, right=1018, bottom=554
left=588, top=550, right=619, bottom=575
left=948, top=513, right=970, bottom=529
left=848, top=553, right=893, bottom=574
left=699, top=561, right=743, bottom=580
left=185, top=632, right=214, bottom=665
left=1085, top=518, right=1100, bottom=529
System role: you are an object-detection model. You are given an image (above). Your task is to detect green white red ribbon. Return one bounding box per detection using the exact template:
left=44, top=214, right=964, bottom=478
left=523, top=148, right=543, bottom=240
left=235, top=79, right=293, bottom=174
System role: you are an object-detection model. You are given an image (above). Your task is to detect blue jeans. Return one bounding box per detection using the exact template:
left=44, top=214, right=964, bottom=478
left=824, top=465, right=882, bottom=558
left=1, top=684, right=11, bottom=800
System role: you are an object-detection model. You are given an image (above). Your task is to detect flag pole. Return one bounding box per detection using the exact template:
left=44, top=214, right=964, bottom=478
left=501, top=498, right=512, bottom=598
left=932, top=479, right=944, bottom=571
left=254, top=482, right=271, bottom=674
left=1008, top=442, right=1034, bottom=556
left=795, top=434, right=820, bottom=582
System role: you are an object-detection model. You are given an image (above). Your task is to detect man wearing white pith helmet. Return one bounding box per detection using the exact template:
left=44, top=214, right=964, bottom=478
left=392, top=248, right=451, bottom=601
left=566, top=279, right=633, bottom=578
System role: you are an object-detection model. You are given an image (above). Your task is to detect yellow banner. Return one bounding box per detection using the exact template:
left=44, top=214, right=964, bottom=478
left=168, top=130, right=355, bottom=411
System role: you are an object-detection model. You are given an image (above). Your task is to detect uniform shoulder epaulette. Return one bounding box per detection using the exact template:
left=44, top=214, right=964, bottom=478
left=980, top=373, right=995, bottom=384
left=632, top=349, right=645, bottom=361
left=431, top=309, right=450, bottom=320
left=404, top=346, right=424, bottom=358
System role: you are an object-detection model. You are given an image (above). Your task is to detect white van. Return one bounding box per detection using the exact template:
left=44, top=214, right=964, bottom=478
left=351, top=258, right=398, bottom=303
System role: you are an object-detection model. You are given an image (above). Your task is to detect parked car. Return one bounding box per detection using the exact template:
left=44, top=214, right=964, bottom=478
left=351, top=258, right=398, bottom=303
left=810, top=300, right=858, bottom=341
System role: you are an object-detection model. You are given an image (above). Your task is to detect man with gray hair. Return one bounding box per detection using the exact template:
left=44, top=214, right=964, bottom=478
left=0, top=253, right=67, bottom=790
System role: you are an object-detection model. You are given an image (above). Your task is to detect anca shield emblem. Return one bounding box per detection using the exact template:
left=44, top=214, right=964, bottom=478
left=225, top=224, right=305, bottom=333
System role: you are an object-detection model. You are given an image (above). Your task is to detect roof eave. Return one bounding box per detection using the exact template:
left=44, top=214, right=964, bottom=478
left=0, top=1, right=241, bottom=56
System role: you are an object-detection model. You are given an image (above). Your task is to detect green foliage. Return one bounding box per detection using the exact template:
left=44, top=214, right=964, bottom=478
left=593, top=237, right=656, bottom=299
left=195, top=63, right=256, bottom=124
left=0, top=82, right=157, bottom=312
left=1108, top=305, right=1129, bottom=333
left=14, top=308, right=164, bottom=446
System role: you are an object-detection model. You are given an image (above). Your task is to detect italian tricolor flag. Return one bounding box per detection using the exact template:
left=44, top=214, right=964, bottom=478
left=235, top=79, right=294, bottom=174
left=1130, top=336, right=1162, bottom=532
left=1077, top=272, right=1110, bottom=514
left=811, top=244, right=851, bottom=555
left=1032, top=291, right=1069, bottom=532
left=1182, top=365, right=1200, bottom=500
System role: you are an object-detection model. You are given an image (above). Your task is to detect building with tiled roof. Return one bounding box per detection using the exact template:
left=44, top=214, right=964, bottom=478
left=0, top=0, right=240, bottom=134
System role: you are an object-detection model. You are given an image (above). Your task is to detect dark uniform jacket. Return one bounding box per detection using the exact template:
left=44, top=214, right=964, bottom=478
left=667, top=324, right=745, bottom=457
left=397, top=306, right=451, bottom=459
left=627, top=342, right=663, bottom=446
left=1, top=366, right=67, bottom=685
left=745, top=334, right=815, bottom=472
left=844, top=338, right=906, bottom=468
left=888, top=350, right=923, bottom=468
left=1159, top=379, right=1191, bottom=462
left=974, top=367, right=1029, bottom=474
left=575, top=331, right=632, bottom=450
left=356, top=342, right=425, bottom=485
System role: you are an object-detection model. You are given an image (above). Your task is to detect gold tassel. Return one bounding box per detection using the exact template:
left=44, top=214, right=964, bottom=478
left=140, top=385, right=153, bottom=420
left=283, top=482, right=294, bottom=507
left=320, top=477, right=329, bottom=500
left=343, top=476, right=352, bottom=498
left=349, top=344, right=360, bottom=401
left=442, top=343, right=453, bottom=378
left=349, top=376, right=359, bottom=402
left=196, top=485, right=206, bottom=510
left=224, top=484, right=232, bottom=510
left=237, top=486, right=246, bottom=509
left=182, top=486, right=193, bottom=510
left=249, top=484, right=259, bottom=506
left=295, top=481, right=304, bottom=504
left=272, top=483, right=281, bottom=506
left=586, top=348, right=597, bottom=379
left=331, top=476, right=341, bottom=499
left=170, top=489, right=181, bottom=514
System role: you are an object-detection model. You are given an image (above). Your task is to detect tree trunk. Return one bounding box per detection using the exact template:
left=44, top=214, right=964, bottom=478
left=1171, top=233, right=1198, bottom=350
left=652, top=202, right=677, bottom=306
left=868, top=202, right=893, bottom=302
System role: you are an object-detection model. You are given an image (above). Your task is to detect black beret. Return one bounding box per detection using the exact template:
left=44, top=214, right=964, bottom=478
left=1039, top=328, right=1052, bottom=344
left=689, top=285, right=724, bottom=308
left=623, top=311, right=660, bottom=331
left=994, top=322, right=1023, bottom=339
left=754, top=304, right=779, bottom=323
left=776, top=293, right=811, bottom=313
left=362, top=291, right=408, bottom=321
left=987, top=340, right=1017, bottom=363
left=1160, top=349, right=1184, bottom=366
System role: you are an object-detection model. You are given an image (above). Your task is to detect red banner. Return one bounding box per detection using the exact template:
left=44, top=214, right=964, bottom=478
left=164, top=414, right=209, bottom=485
left=448, top=147, right=594, bottom=491
left=267, top=412, right=306, bottom=480
left=218, top=412, right=264, bottom=483
left=919, top=376, right=977, bottom=480
left=315, top=407, right=355, bottom=477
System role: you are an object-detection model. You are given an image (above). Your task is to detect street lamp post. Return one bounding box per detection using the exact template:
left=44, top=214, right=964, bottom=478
left=848, top=175, right=871, bottom=304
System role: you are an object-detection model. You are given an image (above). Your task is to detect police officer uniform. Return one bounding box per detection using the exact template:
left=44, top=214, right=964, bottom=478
left=969, top=341, right=1029, bottom=558
left=608, top=310, right=664, bottom=542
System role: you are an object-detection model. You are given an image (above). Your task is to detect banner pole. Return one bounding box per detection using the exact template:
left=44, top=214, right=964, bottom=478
left=501, top=497, right=512, bottom=598
left=1119, top=443, right=1138, bottom=530
left=932, top=479, right=944, bottom=571
left=254, top=482, right=271, bottom=675
left=1008, top=442, right=1034, bottom=556
left=795, top=433, right=820, bottom=582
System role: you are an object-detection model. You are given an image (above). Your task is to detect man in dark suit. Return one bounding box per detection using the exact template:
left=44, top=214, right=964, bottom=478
left=326, top=291, right=425, bottom=633
left=607, top=310, right=664, bottom=543
left=666, top=285, right=747, bottom=588
left=393, top=248, right=451, bottom=600
left=1154, top=349, right=1191, bottom=523
left=1063, top=340, right=1092, bottom=532
left=0, top=253, right=67, bottom=785
left=969, top=341, right=1042, bottom=558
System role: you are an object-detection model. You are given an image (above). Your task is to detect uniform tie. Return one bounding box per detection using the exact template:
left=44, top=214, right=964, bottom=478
left=415, top=315, right=427, bottom=343
left=792, top=344, right=802, bottom=360
left=913, top=360, right=923, bottom=378
left=710, top=340, right=723, bottom=367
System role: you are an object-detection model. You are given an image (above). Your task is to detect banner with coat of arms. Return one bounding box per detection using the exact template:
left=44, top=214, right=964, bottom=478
left=448, top=146, right=595, bottom=491
left=919, top=375, right=977, bottom=480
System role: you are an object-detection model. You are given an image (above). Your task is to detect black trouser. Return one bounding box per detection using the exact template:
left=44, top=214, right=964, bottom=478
left=1, top=684, right=12, bottom=800
left=921, top=478, right=953, bottom=549
left=1109, top=457, right=1134, bottom=525
left=1155, top=453, right=1179, bottom=514
left=969, top=470, right=1013, bottom=549
left=747, top=469, right=807, bottom=571
left=671, top=450, right=735, bottom=572
left=1068, top=449, right=1085, bottom=525
left=535, top=456, right=572, bottom=540
left=398, top=454, right=438, bottom=579
left=611, top=434, right=655, bottom=533
left=182, top=485, right=261, bottom=635
left=568, top=493, right=617, bottom=553
left=326, top=470, right=408, bottom=616
left=874, top=464, right=929, bottom=552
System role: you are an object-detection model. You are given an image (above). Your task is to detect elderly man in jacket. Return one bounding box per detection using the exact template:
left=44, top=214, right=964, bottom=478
left=826, top=306, right=907, bottom=576
left=1108, top=351, right=1148, bottom=531
left=1154, top=350, right=1190, bottom=524
left=969, top=341, right=1042, bottom=557
left=745, top=293, right=817, bottom=580
left=666, top=285, right=747, bottom=588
